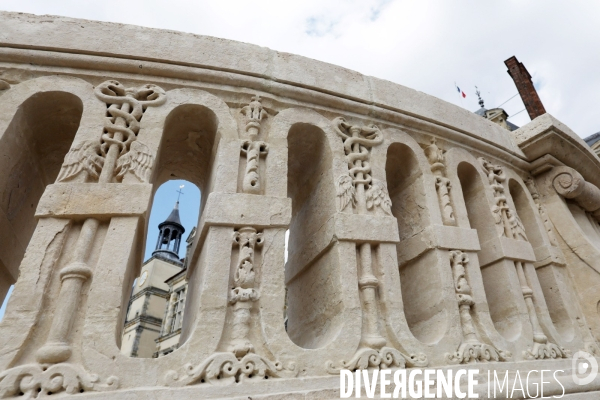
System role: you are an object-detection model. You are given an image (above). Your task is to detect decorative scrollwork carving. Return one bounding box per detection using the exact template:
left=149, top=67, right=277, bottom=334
left=524, top=342, right=569, bottom=360
left=229, top=227, right=263, bottom=357
left=0, top=363, right=118, bottom=398
left=327, top=348, right=428, bottom=373
left=446, top=343, right=511, bottom=364
left=164, top=353, right=285, bottom=387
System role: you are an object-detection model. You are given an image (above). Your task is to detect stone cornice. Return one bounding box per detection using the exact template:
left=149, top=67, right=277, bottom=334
left=0, top=12, right=531, bottom=169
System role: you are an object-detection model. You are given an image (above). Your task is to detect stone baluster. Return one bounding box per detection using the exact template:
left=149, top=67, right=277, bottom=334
left=479, top=158, right=567, bottom=359
left=446, top=250, right=509, bottom=363
left=327, top=118, right=420, bottom=371
left=36, top=81, right=166, bottom=365
left=36, top=218, right=99, bottom=363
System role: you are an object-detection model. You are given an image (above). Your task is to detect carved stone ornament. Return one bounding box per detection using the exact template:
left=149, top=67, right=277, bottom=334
left=0, top=363, right=119, bottom=399
left=164, top=353, right=295, bottom=387
left=37, top=80, right=167, bottom=367
left=525, top=177, right=560, bottom=247
left=478, top=157, right=527, bottom=241
left=445, top=251, right=510, bottom=364
left=56, top=140, right=104, bottom=182
left=164, top=227, right=296, bottom=386
left=240, top=96, right=269, bottom=194
left=327, top=348, right=428, bottom=373
left=333, top=117, right=391, bottom=215
left=423, top=138, right=456, bottom=225
left=57, top=80, right=165, bottom=183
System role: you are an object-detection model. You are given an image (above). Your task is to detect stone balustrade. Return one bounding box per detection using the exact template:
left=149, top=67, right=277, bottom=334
left=1, top=11, right=600, bottom=399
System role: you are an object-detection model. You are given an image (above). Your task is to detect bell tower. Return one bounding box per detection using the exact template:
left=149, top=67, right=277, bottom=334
left=153, top=201, right=185, bottom=264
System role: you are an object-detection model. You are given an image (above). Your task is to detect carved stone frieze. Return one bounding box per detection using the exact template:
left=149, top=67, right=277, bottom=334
left=0, top=363, right=119, bottom=399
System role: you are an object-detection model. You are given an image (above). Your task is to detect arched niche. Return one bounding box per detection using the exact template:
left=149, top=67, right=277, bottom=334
left=285, top=121, right=339, bottom=349
left=456, top=161, right=522, bottom=341
left=508, top=178, right=575, bottom=341
left=113, top=88, right=238, bottom=357
left=0, top=91, right=83, bottom=303
left=120, top=179, right=201, bottom=358
left=385, top=142, right=444, bottom=344
left=132, top=103, right=218, bottom=349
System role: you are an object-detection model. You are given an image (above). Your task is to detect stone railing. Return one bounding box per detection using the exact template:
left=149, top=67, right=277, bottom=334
left=0, top=12, right=600, bottom=399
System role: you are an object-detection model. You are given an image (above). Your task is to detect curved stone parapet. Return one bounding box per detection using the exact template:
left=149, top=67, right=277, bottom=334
left=0, top=11, right=599, bottom=399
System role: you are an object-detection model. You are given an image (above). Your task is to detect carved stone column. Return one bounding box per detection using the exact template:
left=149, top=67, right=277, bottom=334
left=445, top=250, right=509, bottom=363
left=327, top=118, right=425, bottom=371
left=479, top=158, right=567, bottom=360
left=165, top=226, right=291, bottom=386
left=36, top=81, right=165, bottom=365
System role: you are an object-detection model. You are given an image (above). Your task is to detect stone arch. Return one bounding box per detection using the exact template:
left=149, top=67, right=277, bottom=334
left=508, top=177, right=576, bottom=342
left=453, top=158, right=524, bottom=342
left=0, top=76, right=103, bottom=304
left=384, top=141, right=447, bottom=344
left=268, top=108, right=349, bottom=349
left=0, top=76, right=106, bottom=370
left=124, top=88, right=238, bottom=347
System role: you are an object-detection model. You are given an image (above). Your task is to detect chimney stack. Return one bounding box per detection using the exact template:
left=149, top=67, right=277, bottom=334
left=504, top=56, right=546, bottom=120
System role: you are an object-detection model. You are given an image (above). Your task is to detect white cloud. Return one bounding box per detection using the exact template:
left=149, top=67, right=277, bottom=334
left=1, top=0, right=598, bottom=137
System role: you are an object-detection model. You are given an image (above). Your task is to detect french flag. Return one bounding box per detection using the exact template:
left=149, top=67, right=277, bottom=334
left=456, top=85, right=466, bottom=98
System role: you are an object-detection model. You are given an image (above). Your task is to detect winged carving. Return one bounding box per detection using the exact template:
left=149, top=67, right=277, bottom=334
left=336, top=174, right=355, bottom=212
left=57, top=140, right=104, bottom=182
left=365, top=179, right=392, bottom=215
left=115, top=141, right=154, bottom=183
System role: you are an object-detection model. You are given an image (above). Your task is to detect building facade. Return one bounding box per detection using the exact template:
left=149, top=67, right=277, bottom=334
left=1, top=11, right=600, bottom=399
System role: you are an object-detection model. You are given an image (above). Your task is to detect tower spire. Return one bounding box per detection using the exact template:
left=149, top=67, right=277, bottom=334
left=152, top=196, right=186, bottom=265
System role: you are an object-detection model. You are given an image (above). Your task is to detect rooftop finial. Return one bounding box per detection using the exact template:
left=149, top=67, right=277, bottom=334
left=176, top=184, right=185, bottom=203
left=475, top=86, right=484, bottom=108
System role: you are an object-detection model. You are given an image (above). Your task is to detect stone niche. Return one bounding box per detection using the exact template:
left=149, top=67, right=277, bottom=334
left=1, top=11, right=600, bottom=400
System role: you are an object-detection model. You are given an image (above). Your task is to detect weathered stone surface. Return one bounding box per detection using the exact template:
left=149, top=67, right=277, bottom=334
left=0, top=10, right=599, bottom=400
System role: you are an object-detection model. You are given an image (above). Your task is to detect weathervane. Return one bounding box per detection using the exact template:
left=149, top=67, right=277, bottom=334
left=176, top=184, right=185, bottom=202
left=475, top=86, right=485, bottom=108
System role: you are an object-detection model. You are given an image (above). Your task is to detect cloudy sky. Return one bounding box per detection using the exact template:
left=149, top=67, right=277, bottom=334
left=1, top=0, right=599, bottom=137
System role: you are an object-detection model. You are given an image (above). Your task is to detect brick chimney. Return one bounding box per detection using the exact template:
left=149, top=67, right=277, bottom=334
left=504, top=56, right=546, bottom=120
